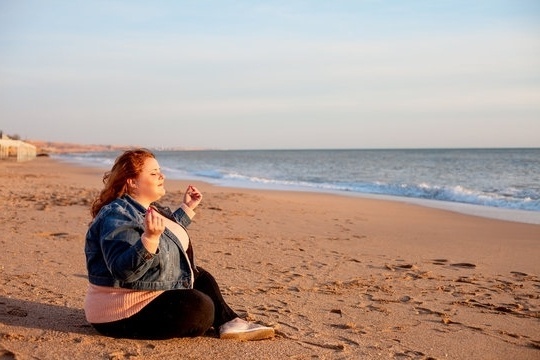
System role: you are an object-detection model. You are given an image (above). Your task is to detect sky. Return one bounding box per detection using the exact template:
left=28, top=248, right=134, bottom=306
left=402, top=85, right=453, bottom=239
left=1, top=0, right=539, bottom=150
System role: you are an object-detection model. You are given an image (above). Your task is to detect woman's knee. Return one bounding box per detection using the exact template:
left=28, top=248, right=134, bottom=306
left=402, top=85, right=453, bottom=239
left=190, top=290, right=215, bottom=323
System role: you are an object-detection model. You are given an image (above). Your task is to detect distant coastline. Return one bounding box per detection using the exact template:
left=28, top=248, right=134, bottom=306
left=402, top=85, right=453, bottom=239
left=26, top=140, right=125, bottom=155
left=26, top=140, right=204, bottom=155
left=24, top=138, right=540, bottom=155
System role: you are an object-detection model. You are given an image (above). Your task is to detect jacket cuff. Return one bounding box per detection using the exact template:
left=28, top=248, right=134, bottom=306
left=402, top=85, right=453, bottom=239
left=180, top=203, right=196, bottom=219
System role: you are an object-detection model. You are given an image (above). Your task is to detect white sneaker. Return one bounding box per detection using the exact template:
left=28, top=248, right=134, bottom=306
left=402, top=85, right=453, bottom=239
left=219, top=318, right=275, bottom=341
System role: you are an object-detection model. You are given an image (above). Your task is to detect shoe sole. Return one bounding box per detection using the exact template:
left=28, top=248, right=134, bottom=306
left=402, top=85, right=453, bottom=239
left=220, top=328, right=275, bottom=341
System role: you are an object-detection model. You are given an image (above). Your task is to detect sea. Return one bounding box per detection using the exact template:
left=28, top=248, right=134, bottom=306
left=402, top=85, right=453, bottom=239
left=55, top=148, right=540, bottom=225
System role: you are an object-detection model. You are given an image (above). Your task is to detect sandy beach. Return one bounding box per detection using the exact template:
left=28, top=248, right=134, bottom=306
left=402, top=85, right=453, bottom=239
left=1, top=156, right=539, bottom=360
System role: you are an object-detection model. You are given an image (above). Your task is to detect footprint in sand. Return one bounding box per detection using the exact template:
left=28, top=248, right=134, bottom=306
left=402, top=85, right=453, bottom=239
left=432, top=259, right=477, bottom=269
left=385, top=263, right=418, bottom=271
left=450, top=263, right=476, bottom=269
left=7, top=306, right=28, bottom=318
left=0, top=349, right=17, bottom=360
left=432, top=259, right=448, bottom=265
left=399, top=295, right=412, bottom=303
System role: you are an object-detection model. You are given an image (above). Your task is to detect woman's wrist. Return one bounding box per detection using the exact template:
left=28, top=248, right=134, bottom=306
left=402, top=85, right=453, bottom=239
left=180, top=203, right=196, bottom=219
left=141, top=233, right=160, bottom=254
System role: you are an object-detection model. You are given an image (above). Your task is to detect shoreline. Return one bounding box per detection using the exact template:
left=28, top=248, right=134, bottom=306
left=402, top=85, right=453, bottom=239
left=1, top=157, right=539, bottom=359
left=54, top=155, right=540, bottom=226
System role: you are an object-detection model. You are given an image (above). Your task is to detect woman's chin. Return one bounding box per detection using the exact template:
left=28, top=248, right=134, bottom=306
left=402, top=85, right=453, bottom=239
left=151, top=189, right=165, bottom=202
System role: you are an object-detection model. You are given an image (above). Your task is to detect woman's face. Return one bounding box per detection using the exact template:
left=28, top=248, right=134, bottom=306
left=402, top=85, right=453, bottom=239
left=131, top=157, right=166, bottom=206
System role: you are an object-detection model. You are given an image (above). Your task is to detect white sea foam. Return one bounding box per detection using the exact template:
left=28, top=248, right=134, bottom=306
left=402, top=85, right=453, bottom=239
left=54, top=148, right=540, bottom=224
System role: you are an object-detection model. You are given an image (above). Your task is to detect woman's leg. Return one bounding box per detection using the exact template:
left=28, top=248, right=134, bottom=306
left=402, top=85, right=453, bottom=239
left=193, top=267, right=238, bottom=329
left=92, top=289, right=214, bottom=340
left=193, top=268, right=275, bottom=340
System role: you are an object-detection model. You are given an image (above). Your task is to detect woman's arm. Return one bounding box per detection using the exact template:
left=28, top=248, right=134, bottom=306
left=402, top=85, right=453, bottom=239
left=171, top=185, right=202, bottom=227
left=99, top=214, right=158, bottom=283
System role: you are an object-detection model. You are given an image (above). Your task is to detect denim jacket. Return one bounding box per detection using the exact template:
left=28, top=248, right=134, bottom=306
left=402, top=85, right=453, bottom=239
left=85, top=195, right=196, bottom=290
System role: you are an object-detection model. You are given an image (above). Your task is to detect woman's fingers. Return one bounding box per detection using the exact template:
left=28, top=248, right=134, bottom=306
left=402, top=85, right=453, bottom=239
left=145, top=207, right=164, bottom=234
left=186, top=185, right=202, bottom=199
left=184, top=185, right=203, bottom=209
left=190, top=185, right=202, bottom=199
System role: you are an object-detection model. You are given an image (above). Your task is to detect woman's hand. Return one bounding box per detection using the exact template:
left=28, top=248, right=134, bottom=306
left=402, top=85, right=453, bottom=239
left=143, top=207, right=165, bottom=241
left=183, top=185, right=203, bottom=210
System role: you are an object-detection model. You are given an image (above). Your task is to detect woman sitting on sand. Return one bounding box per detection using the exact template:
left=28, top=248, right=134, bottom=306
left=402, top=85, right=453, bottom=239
left=83, top=148, right=274, bottom=340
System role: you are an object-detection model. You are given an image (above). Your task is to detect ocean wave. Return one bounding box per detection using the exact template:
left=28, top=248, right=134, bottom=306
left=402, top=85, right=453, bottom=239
left=193, top=169, right=225, bottom=179
left=359, top=182, right=540, bottom=211
left=54, top=153, right=114, bottom=167
left=53, top=150, right=540, bottom=213
left=191, top=169, right=540, bottom=211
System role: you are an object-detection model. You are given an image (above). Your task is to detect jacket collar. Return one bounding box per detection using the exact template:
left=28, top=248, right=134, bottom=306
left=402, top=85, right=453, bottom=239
left=122, top=194, right=148, bottom=214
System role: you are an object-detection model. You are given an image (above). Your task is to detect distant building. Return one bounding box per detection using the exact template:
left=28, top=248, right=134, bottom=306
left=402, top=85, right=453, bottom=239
left=0, top=135, right=37, bottom=162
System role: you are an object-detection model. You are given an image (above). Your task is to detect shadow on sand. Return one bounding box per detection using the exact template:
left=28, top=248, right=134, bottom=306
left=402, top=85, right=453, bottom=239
left=0, top=296, right=95, bottom=335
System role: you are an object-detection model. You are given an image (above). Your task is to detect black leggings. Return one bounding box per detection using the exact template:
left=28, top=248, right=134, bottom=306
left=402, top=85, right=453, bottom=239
left=91, top=268, right=238, bottom=339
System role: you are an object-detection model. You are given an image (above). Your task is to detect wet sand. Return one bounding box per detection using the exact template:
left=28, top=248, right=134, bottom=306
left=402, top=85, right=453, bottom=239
left=1, top=157, right=539, bottom=359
